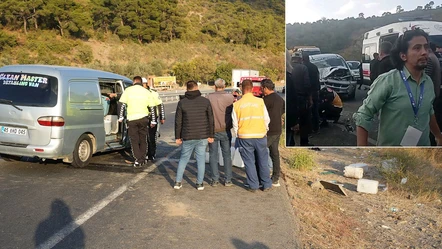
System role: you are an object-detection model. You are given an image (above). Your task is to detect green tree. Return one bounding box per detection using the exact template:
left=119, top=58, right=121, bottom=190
left=40, top=0, right=92, bottom=37
left=214, top=62, right=235, bottom=86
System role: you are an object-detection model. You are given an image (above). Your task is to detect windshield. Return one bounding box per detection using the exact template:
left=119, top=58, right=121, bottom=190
left=312, top=57, right=347, bottom=69
left=0, top=72, right=58, bottom=107
left=347, top=62, right=360, bottom=69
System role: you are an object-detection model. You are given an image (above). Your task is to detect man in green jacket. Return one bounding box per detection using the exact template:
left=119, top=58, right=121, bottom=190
left=354, top=29, right=442, bottom=146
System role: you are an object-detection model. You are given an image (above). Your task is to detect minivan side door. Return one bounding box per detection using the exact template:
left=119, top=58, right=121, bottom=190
left=62, top=80, right=105, bottom=155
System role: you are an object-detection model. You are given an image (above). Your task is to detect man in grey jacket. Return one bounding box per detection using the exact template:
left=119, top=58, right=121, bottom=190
left=207, top=78, right=234, bottom=186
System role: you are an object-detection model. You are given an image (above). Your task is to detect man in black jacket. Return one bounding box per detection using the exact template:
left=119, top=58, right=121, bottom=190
left=174, top=81, right=214, bottom=190
left=369, top=53, right=380, bottom=83
left=290, top=52, right=312, bottom=146
left=285, top=49, right=297, bottom=146
left=261, top=79, right=285, bottom=186
left=376, top=41, right=395, bottom=79
left=303, top=54, right=320, bottom=133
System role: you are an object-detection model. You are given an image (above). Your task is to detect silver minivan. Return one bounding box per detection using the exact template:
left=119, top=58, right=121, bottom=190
left=0, top=65, right=133, bottom=167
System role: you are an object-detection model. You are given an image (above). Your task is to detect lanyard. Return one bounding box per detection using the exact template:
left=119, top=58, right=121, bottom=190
left=400, top=70, right=425, bottom=119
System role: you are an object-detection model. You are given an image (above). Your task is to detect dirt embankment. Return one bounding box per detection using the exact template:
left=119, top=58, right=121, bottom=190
left=281, top=148, right=442, bottom=249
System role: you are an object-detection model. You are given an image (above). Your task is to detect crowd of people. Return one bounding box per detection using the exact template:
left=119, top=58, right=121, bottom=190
left=173, top=79, right=285, bottom=191
left=285, top=50, right=343, bottom=146
left=354, top=28, right=442, bottom=146
left=117, top=75, right=285, bottom=191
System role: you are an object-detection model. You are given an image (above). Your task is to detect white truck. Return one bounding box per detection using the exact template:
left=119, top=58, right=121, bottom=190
left=361, top=20, right=442, bottom=84
left=231, top=69, right=259, bottom=88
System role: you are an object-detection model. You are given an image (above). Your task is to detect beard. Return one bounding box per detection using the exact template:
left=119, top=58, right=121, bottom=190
left=415, top=60, right=427, bottom=71
left=416, top=64, right=427, bottom=71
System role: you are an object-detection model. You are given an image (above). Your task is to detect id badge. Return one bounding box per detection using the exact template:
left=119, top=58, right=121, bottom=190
left=400, top=126, right=423, bottom=146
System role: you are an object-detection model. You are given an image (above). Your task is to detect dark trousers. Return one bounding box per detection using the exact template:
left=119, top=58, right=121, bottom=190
left=238, top=137, right=272, bottom=190
left=286, top=125, right=295, bottom=146
left=311, top=92, right=320, bottom=132
left=128, top=117, right=149, bottom=163
left=298, top=96, right=312, bottom=146
left=254, top=134, right=281, bottom=182
left=430, top=98, right=442, bottom=146
left=268, top=134, right=281, bottom=181
left=147, top=123, right=158, bottom=159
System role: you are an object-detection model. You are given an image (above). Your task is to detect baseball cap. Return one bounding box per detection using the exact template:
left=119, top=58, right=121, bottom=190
left=142, top=77, right=148, bottom=83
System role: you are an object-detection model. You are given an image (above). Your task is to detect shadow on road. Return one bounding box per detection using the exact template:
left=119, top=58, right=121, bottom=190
left=231, top=238, right=270, bottom=249
left=34, top=199, right=85, bottom=249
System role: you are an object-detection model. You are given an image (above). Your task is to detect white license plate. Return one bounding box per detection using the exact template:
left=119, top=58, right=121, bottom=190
left=1, top=126, right=27, bottom=136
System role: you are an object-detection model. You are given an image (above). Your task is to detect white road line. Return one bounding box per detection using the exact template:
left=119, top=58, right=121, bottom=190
left=35, top=147, right=181, bottom=249
left=170, top=111, right=176, bottom=114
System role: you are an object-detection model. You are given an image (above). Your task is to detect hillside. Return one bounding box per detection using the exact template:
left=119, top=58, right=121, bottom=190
left=286, top=7, right=442, bottom=61
left=0, top=0, right=284, bottom=85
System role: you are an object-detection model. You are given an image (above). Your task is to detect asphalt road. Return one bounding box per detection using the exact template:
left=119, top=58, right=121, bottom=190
left=293, top=86, right=379, bottom=146
left=0, top=90, right=299, bottom=249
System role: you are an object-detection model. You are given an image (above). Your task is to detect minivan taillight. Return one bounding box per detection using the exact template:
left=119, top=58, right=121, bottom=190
left=37, top=116, right=65, bottom=127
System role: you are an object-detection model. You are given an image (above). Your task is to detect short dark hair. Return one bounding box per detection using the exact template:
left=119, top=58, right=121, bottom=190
left=391, top=28, right=429, bottom=70
left=133, top=76, right=142, bottom=83
left=373, top=53, right=379, bottom=57
left=186, top=80, right=198, bottom=91
left=241, top=79, right=253, bottom=91
left=261, top=79, right=274, bottom=90
left=380, top=41, right=392, bottom=55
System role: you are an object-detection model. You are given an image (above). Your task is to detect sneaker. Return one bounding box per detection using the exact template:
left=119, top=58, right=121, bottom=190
left=272, top=180, right=281, bottom=187
left=133, top=162, right=140, bottom=168
left=174, top=182, right=182, bottom=189
left=210, top=180, right=219, bottom=187
left=196, top=183, right=204, bottom=190
left=148, top=156, right=156, bottom=162
left=224, top=181, right=233, bottom=187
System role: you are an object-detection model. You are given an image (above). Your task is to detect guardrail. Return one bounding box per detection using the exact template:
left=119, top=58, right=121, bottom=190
left=160, top=86, right=284, bottom=103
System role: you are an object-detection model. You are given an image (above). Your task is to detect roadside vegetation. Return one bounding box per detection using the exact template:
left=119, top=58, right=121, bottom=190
left=0, top=0, right=284, bottom=85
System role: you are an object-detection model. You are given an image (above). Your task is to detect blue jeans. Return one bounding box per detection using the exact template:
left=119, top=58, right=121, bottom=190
left=238, top=137, right=272, bottom=190
left=176, top=139, right=208, bottom=184
left=208, top=131, right=232, bottom=182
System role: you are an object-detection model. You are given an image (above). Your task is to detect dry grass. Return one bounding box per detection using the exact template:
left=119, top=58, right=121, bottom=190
left=281, top=147, right=366, bottom=249
left=373, top=148, right=442, bottom=202
left=280, top=147, right=442, bottom=249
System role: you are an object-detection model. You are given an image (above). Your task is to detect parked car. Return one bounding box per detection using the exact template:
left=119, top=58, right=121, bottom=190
left=346, top=61, right=361, bottom=82
left=310, top=54, right=357, bottom=99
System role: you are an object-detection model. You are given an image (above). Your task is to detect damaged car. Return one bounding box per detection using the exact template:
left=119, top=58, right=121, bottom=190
left=310, top=54, right=357, bottom=99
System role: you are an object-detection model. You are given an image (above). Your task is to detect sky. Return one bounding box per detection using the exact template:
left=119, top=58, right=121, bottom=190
left=286, top=0, right=438, bottom=24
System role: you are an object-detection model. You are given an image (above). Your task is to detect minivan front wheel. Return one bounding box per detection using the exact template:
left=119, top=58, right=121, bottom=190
left=72, top=134, right=92, bottom=168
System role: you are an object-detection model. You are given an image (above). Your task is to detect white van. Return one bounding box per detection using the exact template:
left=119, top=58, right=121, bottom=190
left=0, top=65, right=133, bottom=167
left=361, top=20, right=442, bottom=84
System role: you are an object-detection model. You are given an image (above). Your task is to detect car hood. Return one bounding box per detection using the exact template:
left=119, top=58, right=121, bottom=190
left=318, top=66, right=351, bottom=79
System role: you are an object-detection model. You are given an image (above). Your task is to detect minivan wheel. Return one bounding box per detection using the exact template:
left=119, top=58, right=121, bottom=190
left=72, top=134, right=92, bottom=168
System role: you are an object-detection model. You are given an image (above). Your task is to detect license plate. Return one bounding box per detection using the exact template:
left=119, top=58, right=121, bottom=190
left=1, top=126, right=27, bottom=136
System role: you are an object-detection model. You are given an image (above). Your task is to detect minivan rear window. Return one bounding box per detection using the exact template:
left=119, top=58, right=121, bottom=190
left=0, top=72, right=58, bottom=107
